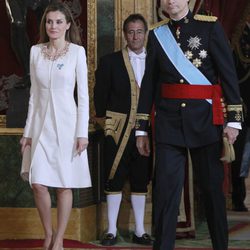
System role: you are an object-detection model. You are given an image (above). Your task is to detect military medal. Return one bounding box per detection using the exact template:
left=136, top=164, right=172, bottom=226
left=188, top=36, right=201, bottom=50
left=199, top=49, right=208, bottom=59
left=184, top=16, right=189, bottom=24
left=193, top=58, right=202, bottom=67
left=176, top=26, right=180, bottom=39
left=184, top=50, right=193, bottom=59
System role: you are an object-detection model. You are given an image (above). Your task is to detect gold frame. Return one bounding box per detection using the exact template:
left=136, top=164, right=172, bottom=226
left=87, top=0, right=97, bottom=121
left=0, top=0, right=97, bottom=135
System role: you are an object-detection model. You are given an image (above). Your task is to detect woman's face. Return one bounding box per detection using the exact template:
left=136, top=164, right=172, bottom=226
left=45, top=10, right=70, bottom=41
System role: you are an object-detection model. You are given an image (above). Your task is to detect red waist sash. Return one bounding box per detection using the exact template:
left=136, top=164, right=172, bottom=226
left=161, top=83, right=224, bottom=125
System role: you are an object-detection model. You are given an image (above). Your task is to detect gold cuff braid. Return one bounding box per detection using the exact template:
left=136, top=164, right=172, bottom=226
left=136, top=113, right=150, bottom=121
left=135, top=113, right=150, bottom=129
left=227, top=104, right=243, bottom=122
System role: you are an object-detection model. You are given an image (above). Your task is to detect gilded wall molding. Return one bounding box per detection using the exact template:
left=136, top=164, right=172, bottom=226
left=0, top=115, right=6, bottom=128
left=87, top=0, right=97, bottom=120
left=0, top=128, right=23, bottom=135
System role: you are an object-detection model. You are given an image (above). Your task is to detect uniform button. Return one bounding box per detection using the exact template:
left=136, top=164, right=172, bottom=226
left=180, top=79, right=184, bottom=83
left=181, top=103, right=186, bottom=107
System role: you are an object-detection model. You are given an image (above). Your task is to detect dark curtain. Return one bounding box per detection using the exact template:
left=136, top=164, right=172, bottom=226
left=0, top=0, right=87, bottom=78
left=0, top=0, right=23, bottom=77
left=196, top=0, right=249, bottom=39
left=0, top=0, right=87, bottom=115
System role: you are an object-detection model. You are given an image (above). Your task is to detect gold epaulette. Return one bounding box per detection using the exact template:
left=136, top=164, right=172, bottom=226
left=150, top=18, right=170, bottom=30
left=194, top=14, right=217, bottom=22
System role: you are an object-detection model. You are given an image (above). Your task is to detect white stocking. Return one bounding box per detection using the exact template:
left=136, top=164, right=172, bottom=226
left=131, top=194, right=146, bottom=237
left=106, top=193, right=122, bottom=236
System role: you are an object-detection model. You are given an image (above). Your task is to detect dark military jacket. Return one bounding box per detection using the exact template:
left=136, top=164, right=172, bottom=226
left=136, top=11, right=243, bottom=148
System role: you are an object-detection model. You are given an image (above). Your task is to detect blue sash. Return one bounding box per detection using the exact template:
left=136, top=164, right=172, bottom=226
left=154, top=25, right=212, bottom=103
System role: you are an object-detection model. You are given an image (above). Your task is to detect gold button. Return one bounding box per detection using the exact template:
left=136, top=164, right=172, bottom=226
left=180, top=79, right=184, bottom=83
left=181, top=103, right=186, bottom=107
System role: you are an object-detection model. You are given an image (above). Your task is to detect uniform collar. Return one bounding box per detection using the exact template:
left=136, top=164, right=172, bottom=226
left=170, top=11, right=192, bottom=27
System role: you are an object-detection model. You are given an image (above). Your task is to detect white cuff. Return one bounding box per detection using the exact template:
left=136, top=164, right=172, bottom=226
left=226, top=122, right=242, bottom=130
left=135, top=130, right=148, bottom=136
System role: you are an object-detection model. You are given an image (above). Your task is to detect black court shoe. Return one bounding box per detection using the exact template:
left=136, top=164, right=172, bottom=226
left=101, top=233, right=117, bottom=246
left=132, top=233, right=153, bottom=245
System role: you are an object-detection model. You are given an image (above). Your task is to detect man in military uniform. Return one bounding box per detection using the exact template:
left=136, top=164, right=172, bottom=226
left=94, top=14, right=152, bottom=246
left=135, top=0, right=243, bottom=250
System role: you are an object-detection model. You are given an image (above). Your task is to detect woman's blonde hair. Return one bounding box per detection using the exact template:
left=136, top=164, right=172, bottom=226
left=38, top=1, right=82, bottom=45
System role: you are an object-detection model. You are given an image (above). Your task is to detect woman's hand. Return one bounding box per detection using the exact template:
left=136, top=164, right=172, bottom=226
left=76, top=137, right=89, bottom=156
left=20, top=137, right=32, bottom=154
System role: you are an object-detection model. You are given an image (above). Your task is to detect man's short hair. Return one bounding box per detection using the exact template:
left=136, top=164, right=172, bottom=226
left=123, top=13, right=148, bottom=32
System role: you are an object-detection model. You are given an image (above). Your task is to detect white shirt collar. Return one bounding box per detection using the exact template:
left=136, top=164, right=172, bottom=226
left=127, top=47, right=146, bottom=59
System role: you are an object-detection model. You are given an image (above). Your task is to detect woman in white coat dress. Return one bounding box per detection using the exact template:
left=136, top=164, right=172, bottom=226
left=20, top=2, right=91, bottom=250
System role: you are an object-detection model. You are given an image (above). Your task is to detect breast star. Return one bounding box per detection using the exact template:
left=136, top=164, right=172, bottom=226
left=188, top=36, right=201, bottom=50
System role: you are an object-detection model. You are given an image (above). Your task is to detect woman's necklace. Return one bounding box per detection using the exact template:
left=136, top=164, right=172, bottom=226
left=42, top=42, right=70, bottom=61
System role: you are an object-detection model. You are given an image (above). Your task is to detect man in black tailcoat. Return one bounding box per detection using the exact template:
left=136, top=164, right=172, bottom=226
left=94, top=14, right=152, bottom=246
left=135, top=0, right=243, bottom=250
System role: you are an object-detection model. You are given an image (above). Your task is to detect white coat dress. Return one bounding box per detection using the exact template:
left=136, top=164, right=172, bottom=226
left=23, top=43, right=92, bottom=188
